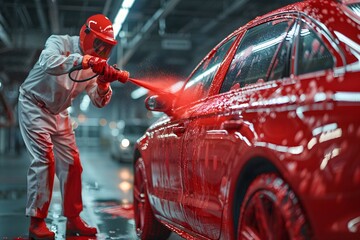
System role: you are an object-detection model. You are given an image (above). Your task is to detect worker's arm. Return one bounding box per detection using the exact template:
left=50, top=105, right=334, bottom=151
left=38, top=35, right=83, bottom=75
left=84, top=65, right=129, bottom=108
left=85, top=75, right=113, bottom=108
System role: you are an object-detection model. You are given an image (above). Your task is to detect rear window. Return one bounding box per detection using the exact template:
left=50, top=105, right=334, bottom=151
left=296, top=21, right=334, bottom=75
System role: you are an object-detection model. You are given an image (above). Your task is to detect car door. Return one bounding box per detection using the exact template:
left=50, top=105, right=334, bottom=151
left=148, top=40, right=236, bottom=226
left=147, top=114, right=190, bottom=225
left=181, top=18, right=298, bottom=239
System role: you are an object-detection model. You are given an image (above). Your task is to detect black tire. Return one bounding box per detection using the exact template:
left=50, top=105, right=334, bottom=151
left=133, top=158, right=171, bottom=240
left=237, top=173, right=312, bottom=240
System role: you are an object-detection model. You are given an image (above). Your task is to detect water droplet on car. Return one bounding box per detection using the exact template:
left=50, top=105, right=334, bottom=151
left=348, top=124, right=354, bottom=134
left=259, top=116, right=266, bottom=123
left=287, top=111, right=296, bottom=119
left=308, top=116, right=316, bottom=126
left=326, top=72, right=334, bottom=82
left=341, top=140, right=348, bottom=152
left=295, top=130, right=304, bottom=142
left=270, top=112, right=276, bottom=119
left=310, top=80, right=317, bottom=88
left=323, top=114, right=329, bottom=122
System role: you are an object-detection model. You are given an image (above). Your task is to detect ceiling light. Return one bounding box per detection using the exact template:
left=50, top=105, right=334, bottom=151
left=122, top=0, right=135, bottom=8
left=113, top=0, right=136, bottom=37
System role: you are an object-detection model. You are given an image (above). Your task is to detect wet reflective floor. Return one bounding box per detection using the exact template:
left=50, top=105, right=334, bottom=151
left=0, top=147, right=184, bottom=240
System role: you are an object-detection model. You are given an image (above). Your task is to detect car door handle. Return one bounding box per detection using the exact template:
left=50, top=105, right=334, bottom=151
left=173, top=124, right=186, bottom=135
left=221, top=119, right=244, bottom=130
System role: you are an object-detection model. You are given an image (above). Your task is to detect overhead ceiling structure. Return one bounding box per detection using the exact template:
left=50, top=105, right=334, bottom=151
left=0, top=0, right=300, bottom=115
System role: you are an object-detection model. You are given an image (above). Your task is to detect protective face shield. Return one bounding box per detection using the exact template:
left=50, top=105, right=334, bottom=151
left=79, top=14, right=117, bottom=59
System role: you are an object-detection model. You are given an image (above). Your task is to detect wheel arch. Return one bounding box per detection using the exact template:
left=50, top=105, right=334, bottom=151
left=231, top=156, right=280, bottom=238
left=133, top=148, right=149, bottom=186
left=133, top=147, right=155, bottom=198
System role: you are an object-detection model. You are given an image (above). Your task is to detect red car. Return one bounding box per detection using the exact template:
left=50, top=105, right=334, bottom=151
left=133, top=0, right=360, bottom=239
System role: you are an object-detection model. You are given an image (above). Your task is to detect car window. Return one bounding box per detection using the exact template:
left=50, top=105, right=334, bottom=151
left=268, top=21, right=297, bottom=81
left=296, top=21, right=334, bottom=75
left=346, top=2, right=360, bottom=18
left=179, top=37, right=236, bottom=104
left=220, top=20, right=293, bottom=93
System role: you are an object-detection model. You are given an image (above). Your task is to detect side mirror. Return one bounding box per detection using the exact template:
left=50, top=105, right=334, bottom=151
left=145, top=95, right=170, bottom=113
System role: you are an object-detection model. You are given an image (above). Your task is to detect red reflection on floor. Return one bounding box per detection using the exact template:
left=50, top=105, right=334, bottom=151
left=100, top=204, right=134, bottom=220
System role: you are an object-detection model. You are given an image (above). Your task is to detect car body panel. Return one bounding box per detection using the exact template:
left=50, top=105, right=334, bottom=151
left=135, top=0, right=360, bottom=239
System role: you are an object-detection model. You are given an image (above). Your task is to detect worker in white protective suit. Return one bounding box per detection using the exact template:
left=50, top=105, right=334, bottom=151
left=18, top=14, right=129, bottom=239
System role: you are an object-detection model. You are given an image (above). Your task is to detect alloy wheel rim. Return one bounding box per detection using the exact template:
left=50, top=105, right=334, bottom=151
left=239, top=191, right=289, bottom=240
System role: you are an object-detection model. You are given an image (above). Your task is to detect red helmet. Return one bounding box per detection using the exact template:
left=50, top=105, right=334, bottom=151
left=79, top=14, right=117, bottom=59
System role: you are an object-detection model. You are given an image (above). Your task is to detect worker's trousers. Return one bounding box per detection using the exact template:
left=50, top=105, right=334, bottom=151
left=18, top=93, right=83, bottom=218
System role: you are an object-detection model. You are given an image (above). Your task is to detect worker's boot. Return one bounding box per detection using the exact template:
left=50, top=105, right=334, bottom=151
left=29, top=217, right=55, bottom=240
left=66, top=216, right=97, bottom=236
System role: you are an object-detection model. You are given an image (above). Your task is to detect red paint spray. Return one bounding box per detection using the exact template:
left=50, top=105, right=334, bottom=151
left=125, top=74, right=200, bottom=111
left=126, top=75, right=187, bottom=108
left=127, top=75, right=181, bottom=95
left=128, top=78, right=166, bottom=93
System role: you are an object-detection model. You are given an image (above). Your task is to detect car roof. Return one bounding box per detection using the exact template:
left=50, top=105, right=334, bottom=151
left=183, top=0, right=359, bottom=93
left=233, top=0, right=359, bottom=42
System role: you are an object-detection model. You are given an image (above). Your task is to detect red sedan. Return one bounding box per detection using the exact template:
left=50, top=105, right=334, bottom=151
left=133, top=0, right=360, bottom=239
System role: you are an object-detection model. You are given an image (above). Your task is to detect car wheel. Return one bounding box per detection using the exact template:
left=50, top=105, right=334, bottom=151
left=237, top=173, right=311, bottom=240
left=133, top=158, right=171, bottom=240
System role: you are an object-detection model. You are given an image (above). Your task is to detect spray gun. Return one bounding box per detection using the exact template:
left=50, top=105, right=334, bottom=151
left=68, top=62, right=177, bottom=103
left=68, top=64, right=129, bottom=83
left=68, top=64, right=167, bottom=94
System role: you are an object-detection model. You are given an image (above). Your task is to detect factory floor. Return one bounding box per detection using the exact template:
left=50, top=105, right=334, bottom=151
left=0, top=146, right=183, bottom=240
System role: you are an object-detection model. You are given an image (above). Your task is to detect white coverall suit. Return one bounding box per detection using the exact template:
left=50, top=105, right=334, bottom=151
left=18, top=34, right=112, bottom=218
